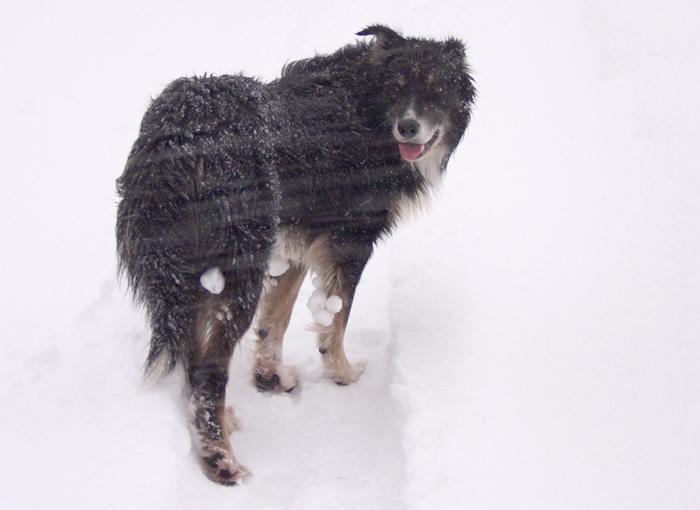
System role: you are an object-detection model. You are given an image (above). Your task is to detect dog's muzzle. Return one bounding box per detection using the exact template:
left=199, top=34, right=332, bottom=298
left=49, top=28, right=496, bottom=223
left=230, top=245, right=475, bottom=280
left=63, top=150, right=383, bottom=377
left=397, top=128, right=440, bottom=161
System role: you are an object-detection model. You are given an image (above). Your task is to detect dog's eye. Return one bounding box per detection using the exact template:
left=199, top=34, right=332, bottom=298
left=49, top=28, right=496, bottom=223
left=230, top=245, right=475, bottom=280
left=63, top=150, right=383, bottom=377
left=432, top=84, right=444, bottom=94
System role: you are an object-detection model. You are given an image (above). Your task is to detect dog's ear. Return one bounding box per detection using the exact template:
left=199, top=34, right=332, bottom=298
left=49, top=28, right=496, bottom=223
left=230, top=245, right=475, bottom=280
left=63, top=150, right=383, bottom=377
left=442, top=38, right=466, bottom=61
left=357, top=25, right=403, bottom=50
left=357, top=25, right=404, bottom=66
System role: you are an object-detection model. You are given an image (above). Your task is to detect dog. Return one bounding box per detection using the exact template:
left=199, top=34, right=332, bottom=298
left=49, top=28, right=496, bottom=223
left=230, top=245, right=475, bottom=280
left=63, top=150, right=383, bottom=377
left=116, top=25, right=475, bottom=485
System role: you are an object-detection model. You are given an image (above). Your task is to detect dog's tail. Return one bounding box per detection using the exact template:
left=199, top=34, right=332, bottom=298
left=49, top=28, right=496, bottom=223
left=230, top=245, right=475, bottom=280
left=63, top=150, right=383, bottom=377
left=142, top=343, right=180, bottom=387
left=116, top=171, right=190, bottom=386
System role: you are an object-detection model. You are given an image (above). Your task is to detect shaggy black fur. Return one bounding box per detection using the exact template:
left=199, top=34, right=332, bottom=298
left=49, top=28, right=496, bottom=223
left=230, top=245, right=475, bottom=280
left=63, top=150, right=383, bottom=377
left=116, top=25, right=475, bottom=484
left=118, top=75, right=281, bottom=371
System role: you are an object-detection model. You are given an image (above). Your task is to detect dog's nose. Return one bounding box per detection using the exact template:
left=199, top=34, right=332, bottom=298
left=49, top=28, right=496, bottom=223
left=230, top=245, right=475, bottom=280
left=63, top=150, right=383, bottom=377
left=397, top=118, right=420, bottom=139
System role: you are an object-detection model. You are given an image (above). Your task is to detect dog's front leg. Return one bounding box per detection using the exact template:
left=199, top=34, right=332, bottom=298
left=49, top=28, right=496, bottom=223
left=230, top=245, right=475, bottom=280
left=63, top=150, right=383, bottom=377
left=316, top=300, right=367, bottom=385
left=311, top=244, right=371, bottom=385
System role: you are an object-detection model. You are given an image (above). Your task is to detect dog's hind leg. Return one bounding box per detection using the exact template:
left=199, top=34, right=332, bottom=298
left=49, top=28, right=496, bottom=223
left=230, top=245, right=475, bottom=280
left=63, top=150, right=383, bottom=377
left=187, top=279, right=259, bottom=485
left=253, top=263, right=307, bottom=391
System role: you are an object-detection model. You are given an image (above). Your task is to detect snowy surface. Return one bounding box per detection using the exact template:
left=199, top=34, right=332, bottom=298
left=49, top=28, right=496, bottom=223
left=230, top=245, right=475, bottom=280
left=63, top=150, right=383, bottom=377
left=200, top=267, right=226, bottom=295
left=307, top=284, right=343, bottom=327
left=2, top=1, right=699, bottom=509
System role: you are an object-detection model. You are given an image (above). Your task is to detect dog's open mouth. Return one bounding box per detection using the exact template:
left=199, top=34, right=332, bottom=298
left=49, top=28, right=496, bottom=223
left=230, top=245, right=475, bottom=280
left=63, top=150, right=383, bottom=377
left=398, top=130, right=440, bottom=161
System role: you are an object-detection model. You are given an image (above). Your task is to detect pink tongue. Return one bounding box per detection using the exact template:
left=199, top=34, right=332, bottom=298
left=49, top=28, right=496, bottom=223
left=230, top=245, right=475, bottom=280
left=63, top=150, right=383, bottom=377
left=399, top=143, right=425, bottom=160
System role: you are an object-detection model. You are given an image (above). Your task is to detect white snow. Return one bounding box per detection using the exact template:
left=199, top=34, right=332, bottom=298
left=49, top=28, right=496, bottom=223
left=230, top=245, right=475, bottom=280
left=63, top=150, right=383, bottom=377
left=311, top=308, right=334, bottom=327
left=307, top=288, right=328, bottom=311
left=2, top=1, right=700, bottom=509
left=325, top=295, right=343, bottom=314
left=267, top=255, right=290, bottom=278
left=307, top=287, right=343, bottom=325
left=200, top=267, right=225, bottom=294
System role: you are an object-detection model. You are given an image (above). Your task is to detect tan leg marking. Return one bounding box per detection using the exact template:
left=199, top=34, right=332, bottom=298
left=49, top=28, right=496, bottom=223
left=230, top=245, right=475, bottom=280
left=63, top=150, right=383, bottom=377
left=253, top=264, right=307, bottom=391
left=189, top=295, right=249, bottom=485
left=316, top=297, right=367, bottom=385
left=313, top=265, right=366, bottom=385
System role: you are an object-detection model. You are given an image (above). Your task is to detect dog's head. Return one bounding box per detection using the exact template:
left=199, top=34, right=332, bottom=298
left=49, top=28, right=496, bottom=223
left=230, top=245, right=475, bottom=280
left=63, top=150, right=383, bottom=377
left=358, top=25, right=476, bottom=164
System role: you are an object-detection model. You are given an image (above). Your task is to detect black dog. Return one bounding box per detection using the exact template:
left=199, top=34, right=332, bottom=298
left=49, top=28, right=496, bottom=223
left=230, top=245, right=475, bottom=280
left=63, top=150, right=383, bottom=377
left=116, top=25, right=475, bottom=484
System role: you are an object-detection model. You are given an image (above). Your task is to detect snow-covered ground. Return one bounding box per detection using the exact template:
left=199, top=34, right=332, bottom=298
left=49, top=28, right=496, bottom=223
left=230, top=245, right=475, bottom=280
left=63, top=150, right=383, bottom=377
left=2, top=1, right=699, bottom=508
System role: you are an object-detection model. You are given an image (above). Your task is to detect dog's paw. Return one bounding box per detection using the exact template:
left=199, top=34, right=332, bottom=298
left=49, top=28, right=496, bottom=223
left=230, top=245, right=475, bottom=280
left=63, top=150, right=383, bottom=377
left=253, top=362, right=299, bottom=392
left=201, top=446, right=251, bottom=486
left=327, top=359, right=367, bottom=385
